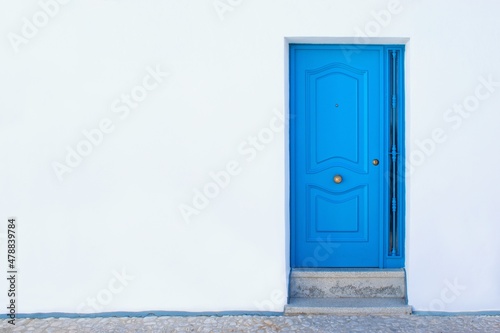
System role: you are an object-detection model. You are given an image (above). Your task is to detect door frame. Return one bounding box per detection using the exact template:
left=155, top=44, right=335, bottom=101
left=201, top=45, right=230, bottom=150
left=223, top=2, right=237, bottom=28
left=288, top=42, right=406, bottom=269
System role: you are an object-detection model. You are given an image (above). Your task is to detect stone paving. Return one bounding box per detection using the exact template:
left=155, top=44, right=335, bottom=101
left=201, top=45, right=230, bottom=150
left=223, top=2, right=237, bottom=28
left=1, top=314, right=500, bottom=333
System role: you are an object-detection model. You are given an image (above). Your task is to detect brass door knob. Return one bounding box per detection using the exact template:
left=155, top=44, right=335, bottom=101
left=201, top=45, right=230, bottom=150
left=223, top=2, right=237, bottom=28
left=372, top=159, right=379, bottom=166
left=333, top=175, right=343, bottom=184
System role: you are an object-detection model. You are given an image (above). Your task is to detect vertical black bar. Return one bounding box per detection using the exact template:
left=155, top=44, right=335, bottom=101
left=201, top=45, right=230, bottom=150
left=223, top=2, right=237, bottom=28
left=389, top=50, right=398, bottom=256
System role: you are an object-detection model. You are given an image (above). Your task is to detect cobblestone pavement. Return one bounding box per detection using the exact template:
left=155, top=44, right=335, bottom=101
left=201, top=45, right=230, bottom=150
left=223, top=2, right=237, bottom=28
left=1, top=315, right=500, bottom=333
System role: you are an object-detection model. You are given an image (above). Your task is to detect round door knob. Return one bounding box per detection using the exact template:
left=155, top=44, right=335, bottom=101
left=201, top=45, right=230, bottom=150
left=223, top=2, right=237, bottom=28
left=372, top=159, right=379, bottom=166
left=333, top=175, right=343, bottom=184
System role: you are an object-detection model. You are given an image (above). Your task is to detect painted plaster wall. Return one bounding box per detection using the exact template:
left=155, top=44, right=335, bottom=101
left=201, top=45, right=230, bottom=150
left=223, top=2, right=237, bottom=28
left=0, top=0, right=499, bottom=313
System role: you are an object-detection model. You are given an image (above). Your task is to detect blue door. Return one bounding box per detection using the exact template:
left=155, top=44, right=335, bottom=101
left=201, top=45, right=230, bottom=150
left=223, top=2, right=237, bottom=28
left=290, top=44, right=405, bottom=268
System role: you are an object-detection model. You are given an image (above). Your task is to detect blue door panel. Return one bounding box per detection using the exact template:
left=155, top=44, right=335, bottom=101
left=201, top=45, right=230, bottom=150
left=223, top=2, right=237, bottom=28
left=309, top=186, right=368, bottom=240
left=291, top=45, right=390, bottom=268
left=312, top=65, right=366, bottom=170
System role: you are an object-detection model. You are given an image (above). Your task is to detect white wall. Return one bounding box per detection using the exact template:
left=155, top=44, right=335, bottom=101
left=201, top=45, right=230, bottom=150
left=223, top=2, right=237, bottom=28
left=0, top=0, right=499, bottom=314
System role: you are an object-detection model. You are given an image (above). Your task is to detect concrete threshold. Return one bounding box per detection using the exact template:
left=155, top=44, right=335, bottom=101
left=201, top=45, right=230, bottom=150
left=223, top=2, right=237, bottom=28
left=285, top=297, right=412, bottom=316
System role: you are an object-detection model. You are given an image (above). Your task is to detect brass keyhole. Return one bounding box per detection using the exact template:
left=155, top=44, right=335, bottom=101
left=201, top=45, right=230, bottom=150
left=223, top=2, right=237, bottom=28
left=333, top=175, right=343, bottom=184
left=372, top=159, right=379, bottom=166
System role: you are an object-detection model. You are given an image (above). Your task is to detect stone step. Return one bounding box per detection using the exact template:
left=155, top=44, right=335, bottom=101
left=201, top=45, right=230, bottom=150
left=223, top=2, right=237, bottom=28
left=285, top=297, right=412, bottom=315
left=290, top=268, right=406, bottom=298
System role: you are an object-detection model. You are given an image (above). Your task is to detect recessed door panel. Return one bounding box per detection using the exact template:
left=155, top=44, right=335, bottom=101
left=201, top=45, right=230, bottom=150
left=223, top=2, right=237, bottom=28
left=306, top=65, right=368, bottom=174
left=309, top=185, right=368, bottom=240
